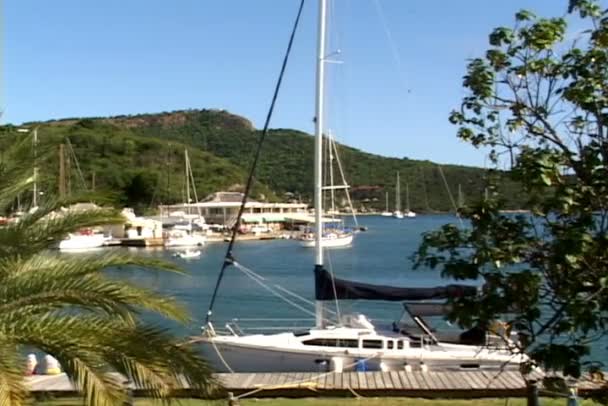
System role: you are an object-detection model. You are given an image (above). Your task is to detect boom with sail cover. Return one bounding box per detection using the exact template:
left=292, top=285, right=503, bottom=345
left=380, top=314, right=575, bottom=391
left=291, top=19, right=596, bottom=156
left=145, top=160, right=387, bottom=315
left=314, top=268, right=478, bottom=301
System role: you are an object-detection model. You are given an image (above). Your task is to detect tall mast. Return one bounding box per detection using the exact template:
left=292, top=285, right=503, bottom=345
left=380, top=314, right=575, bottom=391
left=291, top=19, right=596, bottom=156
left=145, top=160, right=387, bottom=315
left=328, top=130, right=335, bottom=214
left=385, top=191, right=389, bottom=212
left=405, top=182, right=410, bottom=212
left=59, top=144, right=66, bottom=199
left=32, top=128, right=38, bottom=208
left=185, top=149, right=191, bottom=215
left=395, top=171, right=401, bottom=211
left=314, top=0, right=328, bottom=328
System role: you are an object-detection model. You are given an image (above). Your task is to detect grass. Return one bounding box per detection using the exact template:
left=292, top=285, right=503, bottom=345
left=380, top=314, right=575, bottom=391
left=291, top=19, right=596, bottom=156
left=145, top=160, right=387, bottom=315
left=33, top=397, right=603, bottom=405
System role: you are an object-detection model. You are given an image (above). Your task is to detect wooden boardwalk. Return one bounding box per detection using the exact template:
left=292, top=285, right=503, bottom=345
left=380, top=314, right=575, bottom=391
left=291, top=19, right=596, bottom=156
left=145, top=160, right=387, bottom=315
left=25, top=370, right=607, bottom=398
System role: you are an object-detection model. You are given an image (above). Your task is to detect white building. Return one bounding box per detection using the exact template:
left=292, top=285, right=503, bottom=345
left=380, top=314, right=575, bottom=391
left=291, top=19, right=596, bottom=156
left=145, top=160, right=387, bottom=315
left=159, top=192, right=308, bottom=229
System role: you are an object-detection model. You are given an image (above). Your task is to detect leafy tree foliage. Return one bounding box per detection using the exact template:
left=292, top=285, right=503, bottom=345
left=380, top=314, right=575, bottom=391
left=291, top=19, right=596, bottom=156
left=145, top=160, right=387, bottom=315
left=0, top=139, right=217, bottom=405
left=416, top=0, right=608, bottom=379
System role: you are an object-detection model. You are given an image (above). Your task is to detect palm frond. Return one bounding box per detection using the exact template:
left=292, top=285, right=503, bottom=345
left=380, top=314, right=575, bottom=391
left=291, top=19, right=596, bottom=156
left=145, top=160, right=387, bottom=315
left=0, top=341, right=27, bottom=406
left=0, top=253, right=187, bottom=322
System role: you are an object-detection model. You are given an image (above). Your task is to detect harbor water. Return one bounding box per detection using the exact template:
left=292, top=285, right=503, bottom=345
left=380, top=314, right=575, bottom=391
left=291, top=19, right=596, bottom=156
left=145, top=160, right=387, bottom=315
left=103, top=214, right=607, bottom=363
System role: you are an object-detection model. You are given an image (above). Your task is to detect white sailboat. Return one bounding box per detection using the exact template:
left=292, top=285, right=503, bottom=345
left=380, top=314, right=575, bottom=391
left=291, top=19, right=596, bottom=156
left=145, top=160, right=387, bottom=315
left=393, top=172, right=403, bottom=219
left=404, top=182, right=416, bottom=218
left=381, top=191, right=392, bottom=216
left=164, top=149, right=207, bottom=248
left=300, top=131, right=355, bottom=248
left=198, top=0, right=526, bottom=373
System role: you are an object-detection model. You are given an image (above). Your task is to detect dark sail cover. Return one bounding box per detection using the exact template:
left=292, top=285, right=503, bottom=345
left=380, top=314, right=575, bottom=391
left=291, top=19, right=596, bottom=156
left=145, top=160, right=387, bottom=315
left=314, top=268, right=478, bottom=301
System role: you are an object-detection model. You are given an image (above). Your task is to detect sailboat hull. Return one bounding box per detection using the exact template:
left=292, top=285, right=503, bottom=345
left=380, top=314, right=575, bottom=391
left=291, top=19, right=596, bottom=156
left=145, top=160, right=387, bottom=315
left=300, top=233, right=353, bottom=248
left=198, top=339, right=523, bottom=373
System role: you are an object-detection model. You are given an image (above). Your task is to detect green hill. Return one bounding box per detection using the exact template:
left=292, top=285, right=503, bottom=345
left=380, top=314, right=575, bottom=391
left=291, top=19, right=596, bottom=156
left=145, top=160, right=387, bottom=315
left=1, top=109, right=526, bottom=213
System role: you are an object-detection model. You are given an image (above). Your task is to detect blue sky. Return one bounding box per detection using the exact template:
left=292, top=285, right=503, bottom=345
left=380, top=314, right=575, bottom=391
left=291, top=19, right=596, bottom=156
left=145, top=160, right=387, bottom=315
left=3, top=1, right=580, bottom=166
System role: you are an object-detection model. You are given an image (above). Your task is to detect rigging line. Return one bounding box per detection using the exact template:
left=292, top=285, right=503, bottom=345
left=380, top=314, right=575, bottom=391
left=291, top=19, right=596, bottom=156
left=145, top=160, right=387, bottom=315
left=205, top=0, right=307, bottom=325
left=437, top=165, right=464, bottom=227
left=331, top=134, right=358, bottom=228
left=325, top=248, right=342, bottom=324
left=232, top=261, right=336, bottom=316
left=65, top=138, right=88, bottom=193
left=234, top=262, right=337, bottom=318
left=371, top=0, right=410, bottom=93
left=234, top=263, right=320, bottom=319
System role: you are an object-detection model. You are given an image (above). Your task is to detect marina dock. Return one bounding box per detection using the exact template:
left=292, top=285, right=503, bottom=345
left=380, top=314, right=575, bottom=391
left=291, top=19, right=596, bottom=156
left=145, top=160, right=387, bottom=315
left=26, top=370, right=606, bottom=399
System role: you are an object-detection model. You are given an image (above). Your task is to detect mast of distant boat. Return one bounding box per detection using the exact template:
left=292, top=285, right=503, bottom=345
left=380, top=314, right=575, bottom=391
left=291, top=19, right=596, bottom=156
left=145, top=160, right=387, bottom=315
left=395, top=171, right=401, bottom=212
left=32, top=128, right=38, bottom=209
left=314, top=0, right=328, bottom=328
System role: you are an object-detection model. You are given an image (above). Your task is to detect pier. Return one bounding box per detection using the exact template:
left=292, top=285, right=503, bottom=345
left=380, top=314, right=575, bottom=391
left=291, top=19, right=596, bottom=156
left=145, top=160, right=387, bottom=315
left=26, top=370, right=606, bottom=399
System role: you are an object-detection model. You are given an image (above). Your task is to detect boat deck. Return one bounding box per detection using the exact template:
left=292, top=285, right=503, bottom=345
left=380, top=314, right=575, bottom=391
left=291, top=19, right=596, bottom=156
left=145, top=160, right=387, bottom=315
left=26, top=370, right=607, bottom=398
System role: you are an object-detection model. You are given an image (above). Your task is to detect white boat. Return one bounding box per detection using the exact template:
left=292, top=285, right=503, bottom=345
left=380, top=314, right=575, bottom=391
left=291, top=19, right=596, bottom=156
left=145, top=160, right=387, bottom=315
left=404, top=183, right=417, bottom=218
left=381, top=192, right=392, bottom=216
left=59, top=231, right=106, bottom=250
left=164, top=231, right=206, bottom=247
left=393, top=172, right=403, bottom=218
left=300, top=231, right=353, bottom=248
left=198, top=0, right=526, bottom=373
left=175, top=249, right=201, bottom=259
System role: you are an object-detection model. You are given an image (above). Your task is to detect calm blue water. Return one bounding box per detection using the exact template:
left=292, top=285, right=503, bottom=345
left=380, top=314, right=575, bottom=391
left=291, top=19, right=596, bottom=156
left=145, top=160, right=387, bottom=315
left=106, top=214, right=606, bottom=362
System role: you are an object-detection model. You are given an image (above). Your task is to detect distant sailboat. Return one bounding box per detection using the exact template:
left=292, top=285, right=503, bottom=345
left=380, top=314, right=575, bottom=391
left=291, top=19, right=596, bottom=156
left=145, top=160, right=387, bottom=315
left=165, top=149, right=207, bottom=248
left=393, top=172, right=403, bottom=219
left=404, top=182, right=416, bottom=218
left=381, top=191, right=392, bottom=216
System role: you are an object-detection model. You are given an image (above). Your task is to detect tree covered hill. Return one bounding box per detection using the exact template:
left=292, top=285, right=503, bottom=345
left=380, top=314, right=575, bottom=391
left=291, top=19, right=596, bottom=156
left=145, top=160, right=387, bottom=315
left=2, top=108, right=526, bottom=212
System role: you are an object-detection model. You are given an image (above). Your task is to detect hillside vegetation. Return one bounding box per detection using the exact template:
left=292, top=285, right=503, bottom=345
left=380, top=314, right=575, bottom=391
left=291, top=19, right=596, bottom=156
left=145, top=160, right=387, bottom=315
left=1, top=109, right=525, bottom=212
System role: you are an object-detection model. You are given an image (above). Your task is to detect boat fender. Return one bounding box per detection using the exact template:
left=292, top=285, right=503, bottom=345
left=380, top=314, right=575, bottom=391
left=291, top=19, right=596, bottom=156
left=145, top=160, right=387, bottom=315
left=44, top=355, right=61, bottom=375
left=379, top=362, right=391, bottom=372
left=314, top=359, right=329, bottom=372
left=25, top=354, right=37, bottom=375
left=404, top=363, right=412, bottom=372
left=420, top=362, right=428, bottom=373
left=330, top=357, right=345, bottom=372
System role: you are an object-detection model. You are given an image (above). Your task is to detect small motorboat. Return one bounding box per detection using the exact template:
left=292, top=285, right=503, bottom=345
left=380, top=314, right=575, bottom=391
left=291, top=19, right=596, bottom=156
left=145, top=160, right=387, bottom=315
left=174, top=249, right=201, bottom=259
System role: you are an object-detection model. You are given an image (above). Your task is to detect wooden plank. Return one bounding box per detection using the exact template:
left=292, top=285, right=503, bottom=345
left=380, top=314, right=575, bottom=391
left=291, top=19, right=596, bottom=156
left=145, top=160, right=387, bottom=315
left=240, top=373, right=256, bottom=389
left=467, top=371, right=488, bottom=389
left=406, top=371, right=423, bottom=390
left=422, top=371, right=442, bottom=390
left=357, top=371, right=368, bottom=390
left=382, top=371, right=395, bottom=390
left=373, top=371, right=385, bottom=390
left=432, top=371, right=451, bottom=390
left=398, top=371, right=413, bottom=389
left=481, top=370, right=505, bottom=389
left=501, top=371, right=525, bottom=389
left=334, top=370, right=344, bottom=389
left=388, top=371, right=401, bottom=389
left=341, top=371, right=351, bottom=390
left=441, top=370, right=468, bottom=390
left=325, top=372, right=336, bottom=389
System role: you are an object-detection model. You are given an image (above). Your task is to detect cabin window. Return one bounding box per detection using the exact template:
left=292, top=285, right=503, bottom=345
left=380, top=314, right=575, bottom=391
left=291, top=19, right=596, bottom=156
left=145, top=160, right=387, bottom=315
left=362, top=339, right=384, bottom=349
left=387, top=341, right=394, bottom=349
left=302, top=338, right=358, bottom=348
left=397, top=340, right=404, bottom=349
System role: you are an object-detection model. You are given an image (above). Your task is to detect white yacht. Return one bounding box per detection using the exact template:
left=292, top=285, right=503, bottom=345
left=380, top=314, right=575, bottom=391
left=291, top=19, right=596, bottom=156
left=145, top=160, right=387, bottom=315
left=59, top=231, right=107, bottom=251
left=198, top=0, right=526, bottom=374
left=164, top=230, right=206, bottom=247
left=300, top=230, right=353, bottom=248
